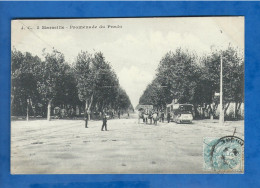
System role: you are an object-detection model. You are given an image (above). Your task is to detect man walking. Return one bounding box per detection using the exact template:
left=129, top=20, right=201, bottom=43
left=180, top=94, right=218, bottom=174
left=118, top=111, right=121, bottom=119
left=158, top=110, right=162, bottom=122
left=101, top=113, right=108, bottom=131
left=153, top=111, right=158, bottom=125
left=111, top=111, right=114, bottom=119
left=167, top=112, right=171, bottom=123
left=84, top=110, right=88, bottom=128
left=161, top=111, right=165, bottom=123
left=148, top=111, right=153, bottom=124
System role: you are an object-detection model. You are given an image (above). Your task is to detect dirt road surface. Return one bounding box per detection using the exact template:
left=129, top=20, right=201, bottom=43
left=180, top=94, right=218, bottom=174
left=11, top=114, right=244, bottom=174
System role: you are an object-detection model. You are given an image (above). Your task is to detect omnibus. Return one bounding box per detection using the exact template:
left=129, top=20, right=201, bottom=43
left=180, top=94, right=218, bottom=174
left=166, top=103, right=194, bottom=124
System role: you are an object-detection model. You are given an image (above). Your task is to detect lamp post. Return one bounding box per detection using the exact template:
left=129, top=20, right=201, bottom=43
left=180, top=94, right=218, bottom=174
left=219, top=53, right=224, bottom=125
left=218, top=29, right=225, bottom=126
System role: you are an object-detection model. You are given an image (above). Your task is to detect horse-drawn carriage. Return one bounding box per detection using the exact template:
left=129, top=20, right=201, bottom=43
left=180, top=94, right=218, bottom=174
left=136, top=105, right=155, bottom=124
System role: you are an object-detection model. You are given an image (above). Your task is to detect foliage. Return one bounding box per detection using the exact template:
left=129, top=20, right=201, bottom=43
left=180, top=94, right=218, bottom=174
left=139, top=47, right=244, bottom=118
left=11, top=49, right=133, bottom=118
left=74, top=51, right=132, bottom=114
left=11, top=50, right=41, bottom=116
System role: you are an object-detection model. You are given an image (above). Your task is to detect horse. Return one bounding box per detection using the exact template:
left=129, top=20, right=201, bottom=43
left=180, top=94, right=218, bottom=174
left=138, top=111, right=144, bottom=124
left=143, top=113, right=148, bottom=124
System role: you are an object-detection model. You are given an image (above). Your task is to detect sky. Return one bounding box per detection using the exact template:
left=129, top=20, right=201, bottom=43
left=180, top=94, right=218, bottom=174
left=12, top=17, right=244, bottom=108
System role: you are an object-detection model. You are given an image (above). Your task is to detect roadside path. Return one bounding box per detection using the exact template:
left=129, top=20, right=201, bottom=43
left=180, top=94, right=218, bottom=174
left=11, top=117, right=244, bottom=174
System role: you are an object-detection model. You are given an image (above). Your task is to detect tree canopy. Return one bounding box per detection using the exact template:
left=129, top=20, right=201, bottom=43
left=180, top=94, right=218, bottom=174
left=11, top=49, right=133, bottom=119
left=139, top=46, right=244, bottom=118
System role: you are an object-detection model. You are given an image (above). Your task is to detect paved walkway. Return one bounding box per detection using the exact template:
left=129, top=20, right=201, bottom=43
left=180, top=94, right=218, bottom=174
left=11, top=116, right=244, bottom=174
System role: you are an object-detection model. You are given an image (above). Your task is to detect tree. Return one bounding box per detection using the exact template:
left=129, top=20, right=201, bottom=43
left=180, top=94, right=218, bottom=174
left=116, top=87, right=132, bottom=112
left=37, top=49, right=66, bottom=120
left=139, top=78, right=166, bottom=110
left=11, top=48, right=133, bottom=120
left=75, top=51, right=126, bottom=118
left=11, top=50, right=41, bottom=118
left=91, top=52, right=120, bottom=112
left=139, top=46, right=244, bottom=119
left=140, top=48, right=199, bottom=109
left=201, top=46, right=244, bottom=118
left=74, top=51, right=93, bottom=117
left=52, top=63, right=80, bottom=108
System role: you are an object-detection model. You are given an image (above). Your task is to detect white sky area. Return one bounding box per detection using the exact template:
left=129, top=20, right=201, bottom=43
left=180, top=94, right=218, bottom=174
left=12, top=17, right=244, bottom=108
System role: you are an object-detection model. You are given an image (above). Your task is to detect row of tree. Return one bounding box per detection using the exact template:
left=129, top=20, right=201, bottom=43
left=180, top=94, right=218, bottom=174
left=11, top=49, right=133, bottom=120
left=139, top=46, right=244, bottom=119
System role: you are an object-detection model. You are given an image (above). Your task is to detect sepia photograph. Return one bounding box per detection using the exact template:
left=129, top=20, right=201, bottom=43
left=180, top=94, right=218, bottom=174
left=11, top=17, right=244, bottom=174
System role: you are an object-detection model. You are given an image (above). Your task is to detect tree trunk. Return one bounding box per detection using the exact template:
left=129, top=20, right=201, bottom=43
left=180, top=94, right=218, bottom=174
left=209, top=104, right=214, bottom=120
left=26, top=99, right=29, bottom=121
left=234, top=102, right=238, bottom=119
left=235, top=102, right=242, bottom=119
left=213, top=104, right=218, bottom=118
left=224, top=102, right=230, bottom=117
left=101, top=101, right=105, bottom=113
left=47, top=100, right=52, bottom=121
left=87, top=93, right=94, bottom=120
left=29, top=98, right=36, bottom=118
left=193, top=104, right=198, bottom=119
left=85, top=100, right=89, bottom=119
left=11, top=94, right=14, bottom=109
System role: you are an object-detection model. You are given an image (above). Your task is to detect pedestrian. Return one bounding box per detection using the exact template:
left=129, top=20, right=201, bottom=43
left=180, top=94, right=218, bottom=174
left=111, top=111, right=114, bottom=119
left=71, top=108, right=75, bottom=119
left=161, top=111, right=165, bottom=123
left=153, top=112, right=158, bottom=125
left=167, top=112, right=171, bottom=123
left=99, top=111, right=102, bottom=120
left=149, top=111, right=153, bottom=124
left=138, top=110, right=143, bottom=124
left=84, top=110, right=88, bottom=128
left=118, top=111, right=120, bottom=119
left=143, top=112, right=148, bottom=124
left=158, top=110, right=162, bottom=122
left=101, top=113, right=108, bottom=131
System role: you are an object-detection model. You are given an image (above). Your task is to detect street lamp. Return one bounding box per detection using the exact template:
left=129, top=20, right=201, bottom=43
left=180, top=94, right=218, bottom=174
left=219, top=53, right=224, bottom=126
left=218, top=29, right=225, bottom=126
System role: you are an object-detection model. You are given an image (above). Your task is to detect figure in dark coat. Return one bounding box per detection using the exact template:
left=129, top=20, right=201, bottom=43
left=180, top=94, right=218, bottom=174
left=148, top=111, right=153, bottom=124
left=118, top=111, right=121, bottom=119
left=167, top=112, right=171, bottom=123
left=101, top=114, right=108, bottom=131
left=161, top=111, right=165, bottom=123
left=153, top=112, right=158, bottom=125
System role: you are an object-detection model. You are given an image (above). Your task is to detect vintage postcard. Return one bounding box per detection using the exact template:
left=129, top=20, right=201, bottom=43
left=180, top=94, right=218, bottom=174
left=11, top=17, right=244, bottom=174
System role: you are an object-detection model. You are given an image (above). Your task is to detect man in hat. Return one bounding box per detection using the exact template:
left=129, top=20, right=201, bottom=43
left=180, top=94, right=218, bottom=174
left=153, top=111, right=158, bottom=125
left=118, top=111, right=121, bottom=119
left=161, top=111, right=165, bottom=123
left=101, top=113, right=108, bottom=131
left=167, top=112, right=171, bottom=123
left=158, top=110, right=162, bottom=122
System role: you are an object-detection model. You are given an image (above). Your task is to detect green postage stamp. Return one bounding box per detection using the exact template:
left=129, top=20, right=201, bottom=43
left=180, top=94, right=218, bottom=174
left=203, top=136, right=244, bottom=172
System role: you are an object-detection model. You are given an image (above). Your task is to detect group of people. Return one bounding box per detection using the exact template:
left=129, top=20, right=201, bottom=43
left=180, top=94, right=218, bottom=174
left=84, top=111, right=108, bottom=131
left=84, top=108, right=172, bottom=131
left=83, top=110, right=131, bottom=131
left=138, top=109, right=171, bottom=125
